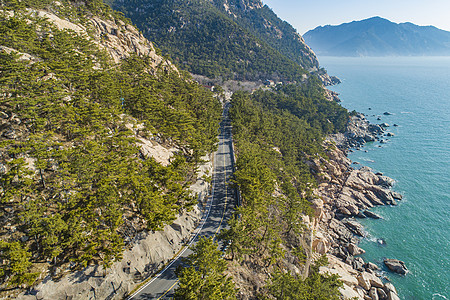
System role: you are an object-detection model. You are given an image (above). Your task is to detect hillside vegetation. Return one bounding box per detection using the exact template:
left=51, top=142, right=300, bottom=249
left=0, top=0, right=220, bottom=290
left=218, top=80, right=347, bottom=298
left=108, top=0, right=319, bottom=82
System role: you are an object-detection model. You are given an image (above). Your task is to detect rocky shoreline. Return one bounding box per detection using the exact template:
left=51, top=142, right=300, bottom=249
left=309, top=114, right=404, bottom=299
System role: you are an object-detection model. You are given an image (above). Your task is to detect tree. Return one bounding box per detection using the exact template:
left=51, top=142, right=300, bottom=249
left=174, top=237, right=237, bottom=300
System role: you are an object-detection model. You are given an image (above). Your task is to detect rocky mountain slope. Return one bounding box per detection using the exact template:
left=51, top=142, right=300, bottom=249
left=0, top=0, right=220, bottom=298
left=304, top=16, right=450, bottom=57
left=108, top=0, right=328, bottom=82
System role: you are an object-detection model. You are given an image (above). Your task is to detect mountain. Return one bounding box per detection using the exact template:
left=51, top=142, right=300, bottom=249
left=107, top=0, right=319, bottom=81
left=304, top=16, right=450, bottom=56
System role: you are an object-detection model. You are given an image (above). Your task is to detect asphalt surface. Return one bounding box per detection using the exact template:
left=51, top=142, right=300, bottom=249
left=128, top=104, right=236, bottom=299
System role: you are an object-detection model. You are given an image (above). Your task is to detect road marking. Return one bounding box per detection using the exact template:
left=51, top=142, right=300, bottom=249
left=129, top=112, right=231, bottom=300
left=214, top=125, right=228, bottom=239
left=156, top=280, right=179, bottom=300
left=127, top=151, right=218, bottom=299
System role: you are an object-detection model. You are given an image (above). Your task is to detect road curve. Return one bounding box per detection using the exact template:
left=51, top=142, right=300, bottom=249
left=127, top=103, right=236, bottom=299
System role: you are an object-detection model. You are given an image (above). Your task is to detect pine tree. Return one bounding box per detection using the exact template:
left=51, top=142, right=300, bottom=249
left=174, top=237, right=237, bottom=300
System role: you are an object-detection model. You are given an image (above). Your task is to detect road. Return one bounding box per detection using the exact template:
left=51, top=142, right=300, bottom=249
left=127, top=103, right=236, bottom=299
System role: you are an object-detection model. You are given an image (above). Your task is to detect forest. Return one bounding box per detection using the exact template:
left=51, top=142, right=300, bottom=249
left=0, top=0, right=220, bottom=288
left=108, top=0, right=311, bottom=82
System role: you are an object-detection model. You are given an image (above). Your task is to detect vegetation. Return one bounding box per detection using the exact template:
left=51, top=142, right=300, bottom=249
left=174, top=237, right=236, bottom=300
left=0, top=0, right=220, bottom=289
left=212, top=0, right=318, bottom=70
left=221, top=82, right=348, bottom=296
left=108, top=0, right=310, bottom=82
left=266, top=256, right=342, bottom=300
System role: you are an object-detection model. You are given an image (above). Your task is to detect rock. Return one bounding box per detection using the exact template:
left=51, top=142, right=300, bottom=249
left=339, top=207, right=353, bottom=216
left=339, top=283, right=360, bottom=299
left=365, top=272, right=384, bottom=288
left=383, top=112, right=393, bottom=115
left=348, top=243, right=365, bottom=256
left=356, top=211, right=367, bottom=218
left=384, top=258, right=408, bottom=275
left=3, top=129, right=17, bottom=139
left=390, top=192, right=403, bottom=200
left=0, top=111, right=8, bottom=119
left=387, top=291, right=400, bottom=300
left=377, top=238, right=387, bottom=246
left=363, top=210, right=382, bottom=219
left=364, top=135, right=375, bottom=142
left=0, top=163, right=7, bottom=174
left=385, top=132, right=395, bottom=137
left=393, top=124, right=399, bottom=127
left=365, top=191, right=385, bottom=206
left=365, top=262, right=379, bottom=271
left=357, top=272, right=371, bottom=290
left=346, top=204, right=360, bottom=216
left=343, top=219, right=365, bottom=237
left=369, top=287, right=379, bottom=300
left=372, top=187, right=396, bottom=204
left=380, top=123, right=390, bottom=127
left=377, top=288, right=388, bottom=300
left=353, top=257, right=365, bottom=271
left=377, top=117, right=381, bottom=120
left=383, top=282, right=397, bottom=295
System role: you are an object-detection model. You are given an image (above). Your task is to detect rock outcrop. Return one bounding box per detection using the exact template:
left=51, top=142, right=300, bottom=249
left=384, top=259, right=409, bottom=275
left=328, top=113, right=385, bottom=150
left=310, top=134, right=404, bottom=298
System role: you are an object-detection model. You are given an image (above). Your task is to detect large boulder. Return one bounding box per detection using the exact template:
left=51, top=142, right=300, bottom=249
left=357, top=272, right=371, bottom=290
left=384, top=258, right=408, bottom=275
left=390, top=191, right=403, bottom=200
left=348, top=243, right=365, bottom=256
left=369, top=287, right=379, bottom=300
left=372, top=187, right=397, bottom=205
left=343, top=219, right=365, bottom=237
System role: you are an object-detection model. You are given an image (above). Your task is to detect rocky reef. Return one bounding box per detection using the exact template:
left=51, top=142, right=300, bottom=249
left=307, top=116, right=404, bottom=299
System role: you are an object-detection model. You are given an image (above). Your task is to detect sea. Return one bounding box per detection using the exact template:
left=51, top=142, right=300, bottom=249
left=321, top=57, right=450, bottom=300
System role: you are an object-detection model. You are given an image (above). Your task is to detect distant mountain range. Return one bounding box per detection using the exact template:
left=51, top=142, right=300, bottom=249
left=303, top=17, right=450, bottom=57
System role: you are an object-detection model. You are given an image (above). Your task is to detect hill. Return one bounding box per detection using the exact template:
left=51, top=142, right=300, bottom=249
left=304, top=16, right=450, bottom=56
left=0, top=0, right=221, bottom=294
left=107, top=0, right=320, bottom=82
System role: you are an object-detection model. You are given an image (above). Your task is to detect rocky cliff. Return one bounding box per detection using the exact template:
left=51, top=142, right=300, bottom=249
left=307, top=118, right=402, bottom=299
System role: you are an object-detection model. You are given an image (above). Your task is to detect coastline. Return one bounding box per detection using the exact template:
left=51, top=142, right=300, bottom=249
left=310, top=113, right=403, bottom=299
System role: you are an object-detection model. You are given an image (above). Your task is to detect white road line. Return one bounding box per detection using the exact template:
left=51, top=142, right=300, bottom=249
left=127, top=119, right=226, bottom=300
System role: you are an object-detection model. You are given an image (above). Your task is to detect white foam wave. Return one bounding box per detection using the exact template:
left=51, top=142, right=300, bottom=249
left=432, top=293, right=448, bottom=300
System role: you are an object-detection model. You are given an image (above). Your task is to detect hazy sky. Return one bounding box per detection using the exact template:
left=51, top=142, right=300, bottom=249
left=262, top=0, right=450, bottom=35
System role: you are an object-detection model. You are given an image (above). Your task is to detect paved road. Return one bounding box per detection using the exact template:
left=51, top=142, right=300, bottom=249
left=128, top=103, right=236, bottom=299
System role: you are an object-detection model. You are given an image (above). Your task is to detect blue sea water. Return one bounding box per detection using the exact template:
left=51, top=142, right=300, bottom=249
left=321, top=57, right=450, bottom=300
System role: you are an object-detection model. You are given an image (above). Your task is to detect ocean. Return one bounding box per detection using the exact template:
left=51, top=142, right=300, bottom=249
left=321, top=57, right=450, bottom=300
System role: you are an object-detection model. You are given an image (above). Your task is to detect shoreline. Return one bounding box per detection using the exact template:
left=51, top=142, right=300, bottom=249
left=310, top=113, right=403, bottom=299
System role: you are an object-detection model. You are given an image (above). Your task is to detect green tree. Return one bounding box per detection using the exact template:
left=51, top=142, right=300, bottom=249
left=174, top=237, right=237, bottom=300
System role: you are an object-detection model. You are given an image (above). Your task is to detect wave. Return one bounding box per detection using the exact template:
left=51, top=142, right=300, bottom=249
left=432, top=293, right=448, bottom=300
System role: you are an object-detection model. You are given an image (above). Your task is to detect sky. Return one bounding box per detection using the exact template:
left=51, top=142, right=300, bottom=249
left=262, top=0, right=450, bottom=35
